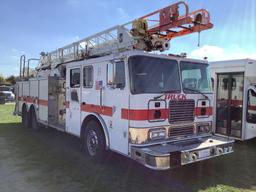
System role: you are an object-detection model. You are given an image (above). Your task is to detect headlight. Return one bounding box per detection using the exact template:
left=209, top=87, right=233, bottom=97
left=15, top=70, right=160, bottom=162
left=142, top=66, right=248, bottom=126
left=148, top=128, right=166, bottom=140
left=197, top=123, right=212, bottom=134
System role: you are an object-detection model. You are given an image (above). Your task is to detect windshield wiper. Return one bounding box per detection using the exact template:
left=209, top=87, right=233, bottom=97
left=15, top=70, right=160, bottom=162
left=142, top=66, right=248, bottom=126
left=154, top=90, right=180, bottom=100
left=183, top=87, right=209, bottom=99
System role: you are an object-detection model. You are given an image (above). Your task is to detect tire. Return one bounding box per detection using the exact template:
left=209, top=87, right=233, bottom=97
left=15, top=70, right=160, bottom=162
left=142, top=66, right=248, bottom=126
left=30, top=109, right=39, bottom=131
left=83, top=121, right=107, bottom=161
left=22, top=107, right=29, bottom=128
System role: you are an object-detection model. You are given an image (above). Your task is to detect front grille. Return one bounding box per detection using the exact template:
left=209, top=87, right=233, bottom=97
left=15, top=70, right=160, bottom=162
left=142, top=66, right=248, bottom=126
left=168, top=125, right=194, bottom=138
left=169, top=100, right=195, bottom=123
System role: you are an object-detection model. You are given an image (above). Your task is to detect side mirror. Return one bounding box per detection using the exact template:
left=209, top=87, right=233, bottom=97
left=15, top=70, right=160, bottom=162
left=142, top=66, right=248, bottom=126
left=107, top=62, right=115, bottom=87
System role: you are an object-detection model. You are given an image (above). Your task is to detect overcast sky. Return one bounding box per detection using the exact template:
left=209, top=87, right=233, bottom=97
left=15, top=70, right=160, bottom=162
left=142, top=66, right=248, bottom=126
left=0, top=0, right=255, bottom=76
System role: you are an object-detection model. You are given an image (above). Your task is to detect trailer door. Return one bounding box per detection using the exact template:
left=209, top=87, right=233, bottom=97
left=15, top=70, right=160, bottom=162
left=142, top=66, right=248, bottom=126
left=66, top=67, right=82, bottom=136
left=216, top=73, right=244, bottom=138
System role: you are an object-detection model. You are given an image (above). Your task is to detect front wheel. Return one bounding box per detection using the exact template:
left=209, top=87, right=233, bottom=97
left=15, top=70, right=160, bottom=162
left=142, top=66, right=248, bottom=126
left=83, top=121, right=107, bottom=161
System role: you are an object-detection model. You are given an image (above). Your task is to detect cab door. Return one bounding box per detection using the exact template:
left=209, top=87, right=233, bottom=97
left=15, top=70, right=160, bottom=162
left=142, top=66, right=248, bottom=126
left=66, top=66, right=82, bottom=136
left=103, top=60, right=129, bottom=154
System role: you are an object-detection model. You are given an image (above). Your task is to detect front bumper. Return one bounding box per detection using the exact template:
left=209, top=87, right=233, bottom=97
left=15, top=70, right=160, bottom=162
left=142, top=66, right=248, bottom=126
left=130, top=135, right=234, bottom=170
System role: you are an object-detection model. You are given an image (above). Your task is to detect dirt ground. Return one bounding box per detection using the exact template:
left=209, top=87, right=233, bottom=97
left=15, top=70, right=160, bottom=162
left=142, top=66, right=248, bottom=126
left=0, top=104, right=256, bottom=192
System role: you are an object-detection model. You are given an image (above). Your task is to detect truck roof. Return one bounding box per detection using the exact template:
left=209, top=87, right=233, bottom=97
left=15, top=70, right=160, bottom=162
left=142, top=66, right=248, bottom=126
left=210, top=59, right=256, bottom=77
left=60, top=49, right=209, bottom=69
left=210, top=58, right=256, bottom=68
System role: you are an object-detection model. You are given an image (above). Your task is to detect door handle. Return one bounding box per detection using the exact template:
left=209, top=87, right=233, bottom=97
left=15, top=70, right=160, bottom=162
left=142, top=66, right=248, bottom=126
left=100, top=87, right=103, bottom=107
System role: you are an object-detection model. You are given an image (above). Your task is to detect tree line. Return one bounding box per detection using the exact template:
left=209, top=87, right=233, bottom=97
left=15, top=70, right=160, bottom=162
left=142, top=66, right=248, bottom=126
left=0, top=74, right=18, bottom=85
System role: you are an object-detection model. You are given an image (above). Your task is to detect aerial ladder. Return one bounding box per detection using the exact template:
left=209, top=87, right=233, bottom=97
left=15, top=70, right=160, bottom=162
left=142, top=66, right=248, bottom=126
left=28, top=1, right=213, bottom=74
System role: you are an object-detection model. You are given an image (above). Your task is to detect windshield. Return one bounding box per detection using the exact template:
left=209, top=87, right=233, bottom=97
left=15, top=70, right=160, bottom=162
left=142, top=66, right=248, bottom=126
left=0, top=87, right=12, bottom=92
left=129, top=56, right=180, bottom=94
left=180, top=61, right=211, bottom=93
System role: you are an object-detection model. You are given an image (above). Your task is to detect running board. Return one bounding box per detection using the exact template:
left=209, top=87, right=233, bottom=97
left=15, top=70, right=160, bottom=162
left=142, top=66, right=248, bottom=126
left=131, top=135, right=234, bottom=170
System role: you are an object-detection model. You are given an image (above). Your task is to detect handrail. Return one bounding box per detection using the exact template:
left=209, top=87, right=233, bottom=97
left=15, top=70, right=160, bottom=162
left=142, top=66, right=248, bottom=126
left=19, top=55, right=26, bottom=78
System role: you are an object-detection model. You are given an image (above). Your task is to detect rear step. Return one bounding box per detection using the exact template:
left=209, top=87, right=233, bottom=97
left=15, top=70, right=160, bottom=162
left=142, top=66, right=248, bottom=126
left=131, top=135, right=234, bottom=170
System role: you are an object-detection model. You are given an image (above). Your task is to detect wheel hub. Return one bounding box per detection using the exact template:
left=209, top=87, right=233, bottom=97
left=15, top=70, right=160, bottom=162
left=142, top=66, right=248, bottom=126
left=87, top=130, right=98, bottom=156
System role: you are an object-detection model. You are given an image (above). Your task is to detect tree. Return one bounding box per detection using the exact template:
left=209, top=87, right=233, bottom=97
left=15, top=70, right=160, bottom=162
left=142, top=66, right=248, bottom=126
left=6, top=75, right=17, bottom=85
left=0, top=74, right=6, bottom=84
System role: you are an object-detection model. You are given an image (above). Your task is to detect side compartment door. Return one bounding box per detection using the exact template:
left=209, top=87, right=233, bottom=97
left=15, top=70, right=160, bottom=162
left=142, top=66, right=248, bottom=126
left=66, top=66, right=82, bottom=136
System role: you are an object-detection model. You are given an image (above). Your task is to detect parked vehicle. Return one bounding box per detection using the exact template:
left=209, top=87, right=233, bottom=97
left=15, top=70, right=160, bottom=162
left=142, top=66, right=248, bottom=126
left=211, top=59, right=256, bottom=141
left=0, top=86, right=15, bottom=102
left=14, top=1, right=234, bottom=170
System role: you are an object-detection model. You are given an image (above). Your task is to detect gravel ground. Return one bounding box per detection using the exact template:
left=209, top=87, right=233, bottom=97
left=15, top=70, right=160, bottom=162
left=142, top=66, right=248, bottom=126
left=0, top=104, right=256, bottom=192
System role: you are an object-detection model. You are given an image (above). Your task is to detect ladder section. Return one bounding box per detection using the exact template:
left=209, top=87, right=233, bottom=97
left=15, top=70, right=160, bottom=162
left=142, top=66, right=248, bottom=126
left=38, top=1, right=213, bottom=70
left=39, top=25, right=137, bottom=70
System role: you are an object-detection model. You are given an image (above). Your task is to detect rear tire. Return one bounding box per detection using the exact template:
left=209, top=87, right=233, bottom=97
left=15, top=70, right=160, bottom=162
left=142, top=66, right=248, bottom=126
left=30, top=109, right=39, bottom=131
left=22, top=107, right=29, bottom=128
left=83, top=121, right=107, bottom=161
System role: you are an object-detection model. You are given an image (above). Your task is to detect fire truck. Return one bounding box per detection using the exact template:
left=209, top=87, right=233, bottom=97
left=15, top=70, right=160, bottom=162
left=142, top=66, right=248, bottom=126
left=14, top=1, right=234, bottom=170
left=211, top=59, right=256, bottom=141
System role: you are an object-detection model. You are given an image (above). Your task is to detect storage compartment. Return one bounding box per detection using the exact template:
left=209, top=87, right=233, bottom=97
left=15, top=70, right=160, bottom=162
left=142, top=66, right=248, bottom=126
left=48, top=76, right=66, bottom=130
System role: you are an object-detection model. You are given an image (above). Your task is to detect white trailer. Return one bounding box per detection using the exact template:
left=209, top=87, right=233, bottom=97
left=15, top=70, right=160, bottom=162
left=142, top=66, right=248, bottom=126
left=211, top=59, right=256, bottom=141
left=14, top=1, right=234, bottom=170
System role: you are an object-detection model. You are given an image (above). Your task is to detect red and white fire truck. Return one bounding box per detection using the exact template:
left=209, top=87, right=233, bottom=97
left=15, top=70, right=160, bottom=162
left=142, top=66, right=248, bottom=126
left=14, top=1, right=234, bottom=170
left=211, top=59, right=256, bottom=141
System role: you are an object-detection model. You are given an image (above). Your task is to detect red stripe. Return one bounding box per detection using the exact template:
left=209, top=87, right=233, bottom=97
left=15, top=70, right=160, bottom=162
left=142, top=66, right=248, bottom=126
left=248, top=105, right=256, bottom=110
left=81, top=104, right=113, bottom=116
left=122, top=107, right=212, bottom=121
left=230, top=100, right=243, bottom=105
left=26, top=96, right=36, bottom=103
left=19, top=96, right=48, bottom=106
left=121, top=108, right=168, bottom=121
left=218, top=99, right=243, bottom=106
left=38, top=99, right=48, bottom=106
left=194, top=107, right=213, bottom=116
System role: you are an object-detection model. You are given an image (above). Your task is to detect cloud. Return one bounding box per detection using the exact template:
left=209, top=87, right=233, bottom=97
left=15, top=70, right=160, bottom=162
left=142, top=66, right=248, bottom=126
left=189, top=45, right=256, bottom=61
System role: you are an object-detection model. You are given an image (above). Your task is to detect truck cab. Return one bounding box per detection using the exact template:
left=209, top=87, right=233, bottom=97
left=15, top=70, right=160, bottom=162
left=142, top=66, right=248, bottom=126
left=64, top=50, right=234, bottom=170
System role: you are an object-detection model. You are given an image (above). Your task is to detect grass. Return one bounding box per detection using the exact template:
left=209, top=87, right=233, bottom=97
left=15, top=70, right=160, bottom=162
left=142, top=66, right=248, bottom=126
left=0, top=103, right=256, bottom=192
left=0, top=103, right=20, bottom=123
left=199, top=185, right=255, bottom=192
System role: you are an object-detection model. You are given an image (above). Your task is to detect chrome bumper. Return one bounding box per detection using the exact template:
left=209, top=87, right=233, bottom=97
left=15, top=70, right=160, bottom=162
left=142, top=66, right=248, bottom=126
left=130, top=135, right=234, bottom=170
